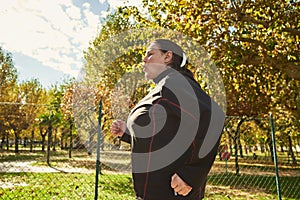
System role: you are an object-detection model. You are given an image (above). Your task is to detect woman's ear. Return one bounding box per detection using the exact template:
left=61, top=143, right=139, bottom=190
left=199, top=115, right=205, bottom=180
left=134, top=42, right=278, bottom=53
left=164, top=51, right=173, bottom=63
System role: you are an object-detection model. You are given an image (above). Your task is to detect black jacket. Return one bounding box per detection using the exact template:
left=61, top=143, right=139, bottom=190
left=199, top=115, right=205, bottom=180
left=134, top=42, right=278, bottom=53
left=121, top=68, right=225, bottom=200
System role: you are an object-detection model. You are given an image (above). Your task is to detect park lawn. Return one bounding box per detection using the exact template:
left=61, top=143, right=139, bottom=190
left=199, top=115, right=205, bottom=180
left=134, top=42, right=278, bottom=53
left=206, top=173, right=299, bottom=200
left=0, top=172, right=298, bottom=200
left=0, top=172, right=135, bottom=200
left=1, top=149, right=299, bottom=199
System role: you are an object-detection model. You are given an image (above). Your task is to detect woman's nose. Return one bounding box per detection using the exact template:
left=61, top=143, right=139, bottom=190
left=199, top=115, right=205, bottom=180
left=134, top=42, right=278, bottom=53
left=142, top=56, right=147, bottom=63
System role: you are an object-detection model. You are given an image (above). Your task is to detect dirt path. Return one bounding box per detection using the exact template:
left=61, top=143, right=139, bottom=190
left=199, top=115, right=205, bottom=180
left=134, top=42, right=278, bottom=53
left=0, top=161, right=94, bottom=173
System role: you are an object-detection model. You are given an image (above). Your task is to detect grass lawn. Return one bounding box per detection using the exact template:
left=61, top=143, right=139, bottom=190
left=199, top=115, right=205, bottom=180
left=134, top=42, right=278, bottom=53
left=0, top=171, right=298, bottom=200
left=0, top=172, right=135, bottom=200
left=0, top=148, right=299, bottom=199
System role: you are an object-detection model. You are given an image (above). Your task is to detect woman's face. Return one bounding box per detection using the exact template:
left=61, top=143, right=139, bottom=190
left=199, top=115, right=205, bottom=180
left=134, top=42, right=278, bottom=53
left=142, top=43, right=171, bottom=80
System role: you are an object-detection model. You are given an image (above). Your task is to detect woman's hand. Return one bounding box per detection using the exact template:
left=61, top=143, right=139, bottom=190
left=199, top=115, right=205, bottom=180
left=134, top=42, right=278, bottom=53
left=111, top=119, right=126, bottom=137
left=171, top=173, right=192, bottom=196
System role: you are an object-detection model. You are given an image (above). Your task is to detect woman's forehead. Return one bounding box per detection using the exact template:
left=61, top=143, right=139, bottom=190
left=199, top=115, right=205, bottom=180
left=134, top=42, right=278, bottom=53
left=147, top=43, right=160, bottom=51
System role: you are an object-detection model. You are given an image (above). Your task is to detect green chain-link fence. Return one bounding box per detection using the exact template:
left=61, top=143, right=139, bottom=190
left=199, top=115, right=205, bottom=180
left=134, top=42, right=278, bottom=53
left=0, top=103, right=299, bottom=199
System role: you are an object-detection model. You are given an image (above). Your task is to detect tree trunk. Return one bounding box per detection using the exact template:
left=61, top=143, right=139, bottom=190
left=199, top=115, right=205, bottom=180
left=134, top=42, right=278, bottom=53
left=61, top=131, right=65, bottom=149
left=88, top=130, right=94, bottom=155
left=280, top=144, right=284, bottom=153
left=46, top=126, right=52, bottom=164
left=14, top=129, right=19, bottom=153
left=0, top=137, right=4, bottom=149
left=260, top=142, right=265, bottom=153
left=41, top=135, right=45, bottom=151
left=238, top=137, right=243, bottom=158
left=52, top=129, right=56, bottom=151
left=234, top=118, right=245, bottom=175
left=24, top=137, right=27, bottom=148
left=69, top=122, right=73, bottom=158
left=267, top=135, right=274, bottom=162
left=234, top=135, right=239, bottom=175
left=40, top=128, right=47, bottom=152
left=6, top=132, right=9, bottom=150
left=288, top=134, right=297, bottom=164
left=30, top=130, right=34, bottom=152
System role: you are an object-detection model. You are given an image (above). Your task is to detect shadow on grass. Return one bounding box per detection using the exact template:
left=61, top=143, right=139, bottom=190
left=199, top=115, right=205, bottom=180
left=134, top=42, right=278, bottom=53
left=46, top=161, right=116, bottom=173
left=207, top=172, right=300, bottom=199
left=0, top=150, right=45, bottom=162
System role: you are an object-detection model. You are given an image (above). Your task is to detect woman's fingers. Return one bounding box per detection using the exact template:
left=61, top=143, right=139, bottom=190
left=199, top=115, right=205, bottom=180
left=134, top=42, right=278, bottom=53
left=176, top=186, right=192, bottom=196
left=170, top=173, right=192, bottom=196
left=111, top=119, right=126, bottom=137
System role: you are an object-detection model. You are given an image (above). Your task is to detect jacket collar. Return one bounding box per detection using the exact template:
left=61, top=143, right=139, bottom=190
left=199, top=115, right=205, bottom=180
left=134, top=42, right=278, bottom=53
left=153, top=67, right=174, bottom=84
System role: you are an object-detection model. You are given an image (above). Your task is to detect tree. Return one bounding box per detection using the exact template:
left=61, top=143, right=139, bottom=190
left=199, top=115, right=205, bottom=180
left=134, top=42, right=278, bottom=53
left=117, top=0, right=300, bottom=157
left=47, top=84, right=66, bottom=151
left=61, top=79, right=76, bottom=157
left=138, top=0, right=299, bottom=80
left=39, top=112, right=61, bottom=164
left=34, top=83, right=65, bottom=163
left=0, top=47, right=17, bottom=88
left=19, top=79, right=47, bottom=152
left=81, top=1, right=300, bottom=158
left=0, top=47, right=18, bottom=150
left=79, top=9, right=148, bottom=149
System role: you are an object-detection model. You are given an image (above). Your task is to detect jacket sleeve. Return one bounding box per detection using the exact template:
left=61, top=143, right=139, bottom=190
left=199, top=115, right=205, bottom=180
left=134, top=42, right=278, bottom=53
left=119, top=128, right=131, bottom=144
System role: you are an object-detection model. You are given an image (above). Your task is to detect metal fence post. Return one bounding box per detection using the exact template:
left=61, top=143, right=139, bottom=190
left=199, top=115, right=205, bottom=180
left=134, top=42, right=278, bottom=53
left=95, top=100, right=102, bottom=200
left=269, top=113, right=282, bottom=200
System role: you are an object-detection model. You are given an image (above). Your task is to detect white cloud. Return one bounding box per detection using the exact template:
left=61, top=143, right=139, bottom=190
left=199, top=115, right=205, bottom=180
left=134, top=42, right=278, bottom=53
left=106, top=0, right=143, bottom=9
left=0, top=0, right=101, bottom=77
left=100, top=0, right=146, bottom=21
left=65, top=5, right=82, bottom=20
left=100, top=10, right=110, bottom=18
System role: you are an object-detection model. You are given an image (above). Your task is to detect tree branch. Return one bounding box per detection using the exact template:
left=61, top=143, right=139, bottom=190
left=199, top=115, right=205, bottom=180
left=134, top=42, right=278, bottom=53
left=230, top=5, right=300, bottom=36
left=240, top=14, right=268, bottom=27
left=264, top=56, right=300, bottom=80
left=239, top=37, right=269, bottom=50
left=240, top=54, right=300, bottom=80
left=282, top=28, right=300, bottom=36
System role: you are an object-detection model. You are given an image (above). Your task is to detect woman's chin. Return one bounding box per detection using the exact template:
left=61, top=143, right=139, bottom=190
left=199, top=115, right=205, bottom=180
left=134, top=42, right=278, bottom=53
left=144, top=73, right=150, bottom=80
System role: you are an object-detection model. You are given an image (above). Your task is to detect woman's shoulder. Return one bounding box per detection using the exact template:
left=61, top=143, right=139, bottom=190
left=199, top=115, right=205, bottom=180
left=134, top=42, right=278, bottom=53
left=158, top=70, right=185, bottom=86
left=159, top=70, right=200, bottom=94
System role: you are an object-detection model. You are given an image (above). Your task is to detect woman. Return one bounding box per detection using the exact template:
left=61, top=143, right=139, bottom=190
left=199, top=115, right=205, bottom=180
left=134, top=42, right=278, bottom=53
left=112, top=39, right=224, bottom=200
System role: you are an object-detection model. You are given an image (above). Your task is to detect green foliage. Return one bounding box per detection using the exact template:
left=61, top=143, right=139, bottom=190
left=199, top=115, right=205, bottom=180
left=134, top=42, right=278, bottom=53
left=128, top=0, right=300, bottom=139
left=143, top=0, right=300, bottom=78
left=76, top=0, right=300, bottom=149
left=0, top=47, right=18, bottom=133
left=135, top=0, right=299, bottom=115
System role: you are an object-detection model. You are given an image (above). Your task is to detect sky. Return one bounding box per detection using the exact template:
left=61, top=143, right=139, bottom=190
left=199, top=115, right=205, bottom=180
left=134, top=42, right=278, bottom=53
left=0, top=0, right=142, bottom=89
